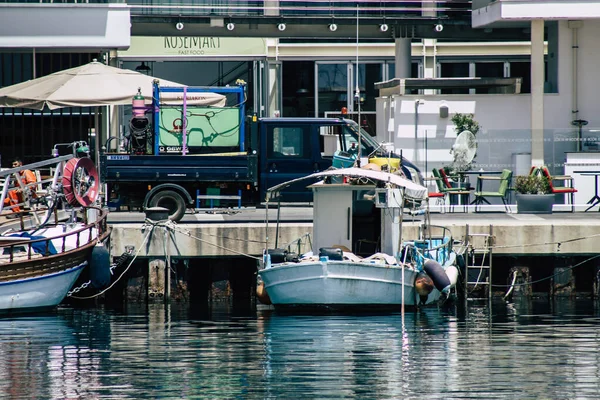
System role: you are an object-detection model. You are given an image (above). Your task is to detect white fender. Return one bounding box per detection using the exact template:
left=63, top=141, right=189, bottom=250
left=445, top=265, right=459, bottom=290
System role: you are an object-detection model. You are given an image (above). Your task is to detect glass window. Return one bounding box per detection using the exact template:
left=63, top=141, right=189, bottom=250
left=267, top=126, right=310, bottom=158
left=317, top=63, right=348, bottom=117
left=475, top=62, right=505, bottom=93
left=440, top=62, right=469, bottom=94
left=509, top=61, right=531, bottom=94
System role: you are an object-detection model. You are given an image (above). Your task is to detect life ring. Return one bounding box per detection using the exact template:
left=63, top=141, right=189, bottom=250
left=62, top=157, right=99, bottom=206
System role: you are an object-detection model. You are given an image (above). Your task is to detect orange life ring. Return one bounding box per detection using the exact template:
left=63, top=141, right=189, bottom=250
left=62, top=158, right=99, bottom=206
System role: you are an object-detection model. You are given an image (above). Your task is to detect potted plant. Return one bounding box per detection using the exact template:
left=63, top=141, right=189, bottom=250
left=514, top=174, right=554, bottom=214
left=451, top=113, right=480, bottom=136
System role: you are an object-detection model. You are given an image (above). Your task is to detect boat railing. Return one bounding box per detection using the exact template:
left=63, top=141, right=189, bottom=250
left=1, top=207, right=109, bottom=263
left=403, top=224, right=454, bottom=267
left=281, top=233, right=312, bottom=257
left=0, top=155, right=73, bottom=215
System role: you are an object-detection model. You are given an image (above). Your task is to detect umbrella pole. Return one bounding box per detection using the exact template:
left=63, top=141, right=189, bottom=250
left=94, top=107, right=100, bottom=165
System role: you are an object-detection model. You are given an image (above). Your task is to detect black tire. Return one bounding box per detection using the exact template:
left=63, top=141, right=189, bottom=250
left=148, top=190, right=186, bottom=222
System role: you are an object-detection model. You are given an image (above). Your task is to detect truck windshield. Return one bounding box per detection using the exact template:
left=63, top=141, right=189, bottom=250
left=343, top=120, right=382, bottom=156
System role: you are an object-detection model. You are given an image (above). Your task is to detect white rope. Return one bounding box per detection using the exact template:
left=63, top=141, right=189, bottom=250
left=503, top=269, right=518, bottom=300
left=70, top=223, right=155, bottom=300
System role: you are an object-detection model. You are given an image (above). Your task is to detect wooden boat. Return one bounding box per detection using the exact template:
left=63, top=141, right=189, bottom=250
left=257, top=167, right=461, bottom=310
left=0, top=144, right=110, bottom=314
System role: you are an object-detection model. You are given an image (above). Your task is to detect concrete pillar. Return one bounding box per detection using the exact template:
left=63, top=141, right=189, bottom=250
left=394, top=38, right=411, bottom=79
left=594, top=265, right=600, bottom=299
left=551, top=266, right=575, bottom=297
left=421, top=39, right=437, bottom=94
left=148, top=259, right=166, bottom=302
left=530, top=20, right=545, bottom=166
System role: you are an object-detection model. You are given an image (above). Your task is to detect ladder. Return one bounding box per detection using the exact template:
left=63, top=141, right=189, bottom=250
left=463, top=224, right=494, bottom=301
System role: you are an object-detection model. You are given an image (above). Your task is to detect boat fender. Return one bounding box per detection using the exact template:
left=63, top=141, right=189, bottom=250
left=445, top=265, right=459, bottom=290
left=89, top=243, right=111, bottom=289
left=256, top=281, right=272, bottom=305
left=415, top=272, right=435, bottom=304
left=423, top=259, right=452, bottom=294
left=319, top=247, right=343, bottom=261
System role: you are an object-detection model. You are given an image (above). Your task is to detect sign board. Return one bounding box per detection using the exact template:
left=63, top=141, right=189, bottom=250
left=118, top=36, right=267, bottom=58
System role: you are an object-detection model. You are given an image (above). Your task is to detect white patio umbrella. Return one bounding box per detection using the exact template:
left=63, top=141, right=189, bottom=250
left=0, top=60, right=226, bottom=109
left=0, top=60, right=227, bottom=171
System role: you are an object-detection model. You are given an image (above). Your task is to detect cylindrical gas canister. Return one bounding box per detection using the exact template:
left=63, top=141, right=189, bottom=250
left=132, top=87, right=146, bottom=118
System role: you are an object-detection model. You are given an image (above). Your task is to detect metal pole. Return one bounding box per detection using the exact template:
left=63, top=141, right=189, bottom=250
left=355, top=4, right=362, bottom=166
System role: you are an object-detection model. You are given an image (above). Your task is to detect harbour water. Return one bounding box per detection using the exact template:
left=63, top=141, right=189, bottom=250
left=1, top=299, right=600, bottom=399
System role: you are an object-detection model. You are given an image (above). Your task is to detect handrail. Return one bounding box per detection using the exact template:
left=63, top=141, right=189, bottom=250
left=1, top=207, right=109, bottom=263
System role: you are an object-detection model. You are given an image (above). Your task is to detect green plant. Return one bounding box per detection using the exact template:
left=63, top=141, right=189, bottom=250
left=514, top=175, right=551, bottom=195
left=451, top=113, right=480, bottom=136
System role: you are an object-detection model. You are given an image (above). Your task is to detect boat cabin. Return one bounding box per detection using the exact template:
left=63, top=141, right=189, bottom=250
left=308, top=180, right=405, bottom=258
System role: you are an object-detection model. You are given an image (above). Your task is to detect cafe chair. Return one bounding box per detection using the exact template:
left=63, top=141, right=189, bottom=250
left=539, top=166, right=577, bottom=212
left=427, top=191, right=446, bottom=212
left=472, top=169, right=513, bottom=212
left=424, top=171, right=448, bottom=212
left=434, top=168, right=472, bottom=212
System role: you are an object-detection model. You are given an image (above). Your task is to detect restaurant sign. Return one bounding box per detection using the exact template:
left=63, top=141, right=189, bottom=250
left=118, top=36, right=267, bottom=58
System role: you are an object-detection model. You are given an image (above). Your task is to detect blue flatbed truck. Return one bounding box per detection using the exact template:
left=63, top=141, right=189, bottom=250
left=101, top=83, right=423, bottom=222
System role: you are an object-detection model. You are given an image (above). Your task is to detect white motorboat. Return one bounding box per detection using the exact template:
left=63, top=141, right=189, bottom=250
left=257, top=167, right=461, bottom=310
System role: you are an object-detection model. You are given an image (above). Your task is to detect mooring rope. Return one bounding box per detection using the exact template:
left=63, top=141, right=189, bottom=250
left=170, top=224, right=261, bottom=260
left=491, top=254, right=600, bottom=289
left=487, top=232, right=600, bottom=251
left=69, top=222, right=156, bottom=299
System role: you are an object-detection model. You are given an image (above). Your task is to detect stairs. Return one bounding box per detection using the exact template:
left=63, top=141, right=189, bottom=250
left=463, top=224, right=494, bottom=300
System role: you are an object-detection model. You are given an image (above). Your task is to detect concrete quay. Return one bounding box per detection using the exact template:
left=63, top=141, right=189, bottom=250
left=108, top=209, right=600, bottom=258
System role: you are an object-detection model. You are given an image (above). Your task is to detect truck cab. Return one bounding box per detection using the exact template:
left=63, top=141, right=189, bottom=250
left=255, top=117, right=422, bottom=203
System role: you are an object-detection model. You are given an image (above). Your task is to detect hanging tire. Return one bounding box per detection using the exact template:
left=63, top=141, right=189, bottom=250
left=148, top=190, right=186, bottom=222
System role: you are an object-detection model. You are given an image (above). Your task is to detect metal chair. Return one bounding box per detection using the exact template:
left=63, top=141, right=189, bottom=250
left=539, top=166, right=577, bottom=212
left=434, top=168, right=472, bottom=212
left=472, top=169, right=513, bottom=212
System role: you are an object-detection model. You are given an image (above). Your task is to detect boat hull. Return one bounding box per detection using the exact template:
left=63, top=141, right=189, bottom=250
left=259, top=260, right=441, bottom=309
left=0, top=206, right=111, bottom=315
left=0, top=262, right=86, bottom=314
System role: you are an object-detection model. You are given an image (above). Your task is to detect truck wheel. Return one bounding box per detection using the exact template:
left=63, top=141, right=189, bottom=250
left=149, top=190, right=186, bottom=222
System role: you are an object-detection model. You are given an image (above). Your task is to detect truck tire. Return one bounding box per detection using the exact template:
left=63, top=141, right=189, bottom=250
left=149, top=190, right=186, bottom=222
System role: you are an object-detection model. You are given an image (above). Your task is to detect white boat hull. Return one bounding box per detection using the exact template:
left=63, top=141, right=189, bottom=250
left=259, top=260, right=441, bottom=309
left=0, top=262, right=86, bottom=313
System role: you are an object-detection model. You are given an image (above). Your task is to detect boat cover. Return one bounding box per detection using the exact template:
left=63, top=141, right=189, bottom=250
left=267, top=167, right=427, bottom=201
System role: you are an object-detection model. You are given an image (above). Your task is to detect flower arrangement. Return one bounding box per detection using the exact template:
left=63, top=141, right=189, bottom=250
left=514, top=174, right=551, bottom=195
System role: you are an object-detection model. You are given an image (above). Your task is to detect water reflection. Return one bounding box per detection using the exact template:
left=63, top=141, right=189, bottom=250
left=1, top=301, right=600, bottom=398
left=0, top=312, right=105, bottom=399
left=257, top=309, right=458, bottom=399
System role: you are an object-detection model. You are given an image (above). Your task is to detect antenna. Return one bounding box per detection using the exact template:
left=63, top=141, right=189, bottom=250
left=450, top=130, right=477, bottom=172
left=355, top=4, right=361, bottom=166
